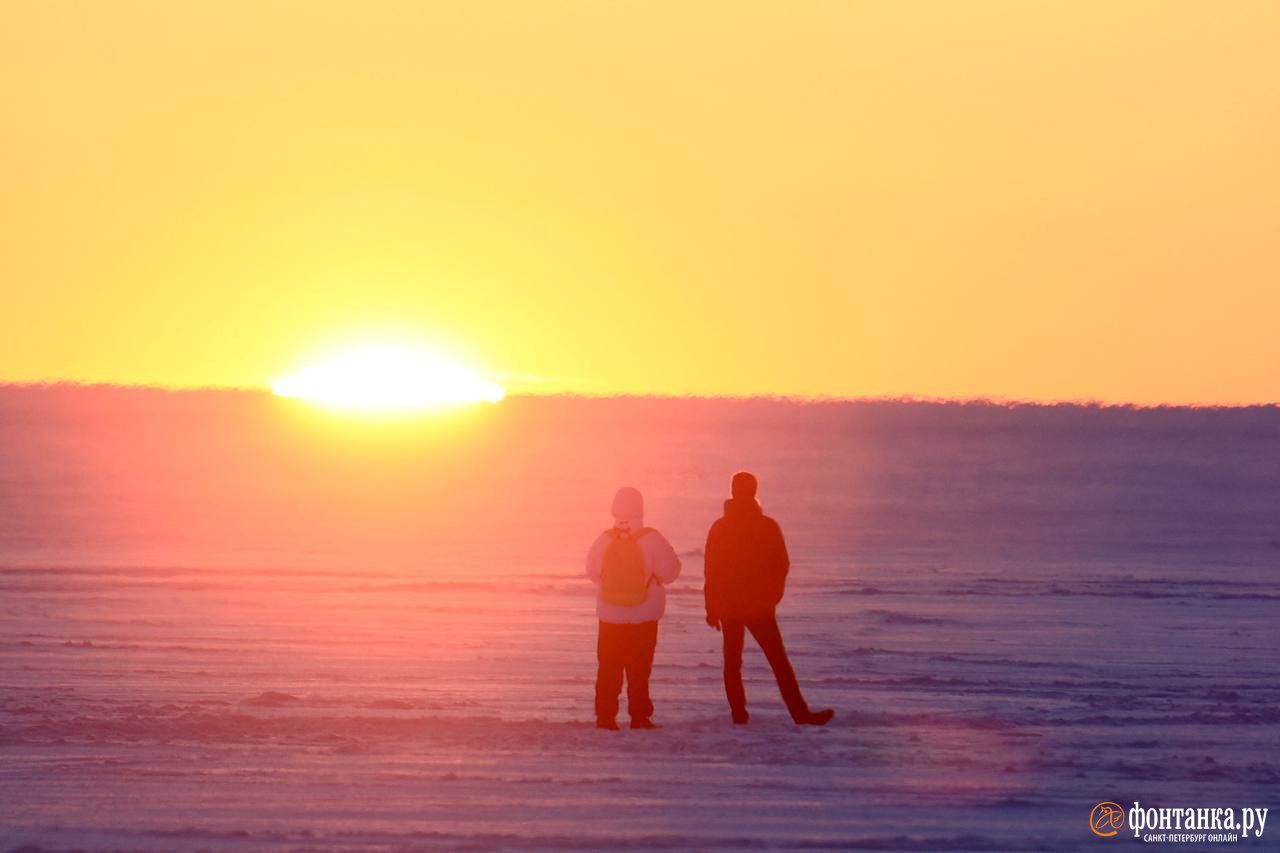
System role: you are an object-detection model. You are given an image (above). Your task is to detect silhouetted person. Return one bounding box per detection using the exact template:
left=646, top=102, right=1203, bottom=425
left=704, top=471, right=834, bottom=726
left=586, top=486, right=681, bottom=730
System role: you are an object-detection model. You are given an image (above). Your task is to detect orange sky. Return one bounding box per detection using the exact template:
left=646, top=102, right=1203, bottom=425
left=3, top=1, right=1277, bottom=403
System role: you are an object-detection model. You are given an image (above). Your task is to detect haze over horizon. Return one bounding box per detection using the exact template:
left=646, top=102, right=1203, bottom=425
left=4, top=1, right=1279, bottom=405
left=7, top=380, right=1280, bottom=412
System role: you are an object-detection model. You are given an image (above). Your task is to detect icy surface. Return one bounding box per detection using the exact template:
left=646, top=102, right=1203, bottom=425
left=1, top=390, right=1277, bottom=850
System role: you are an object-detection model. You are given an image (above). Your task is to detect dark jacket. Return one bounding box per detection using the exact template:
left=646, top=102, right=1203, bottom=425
left=704, top=497, right=790, bottom=622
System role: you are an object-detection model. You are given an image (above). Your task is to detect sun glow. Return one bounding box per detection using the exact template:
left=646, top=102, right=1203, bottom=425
left=271, top=344, right=505, bottom=413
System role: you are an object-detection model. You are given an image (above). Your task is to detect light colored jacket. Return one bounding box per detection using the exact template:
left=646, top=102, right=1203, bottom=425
left=586, top=527, right=682, bottom=623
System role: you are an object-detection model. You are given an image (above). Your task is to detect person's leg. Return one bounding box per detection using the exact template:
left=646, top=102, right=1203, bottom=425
left=624, top=620, right=658, bottom=725
left=594, top=621, right=625, bottom=728
left=720, top=619, right=749, bottom=723
left=746, top=612, right=810, bottom=722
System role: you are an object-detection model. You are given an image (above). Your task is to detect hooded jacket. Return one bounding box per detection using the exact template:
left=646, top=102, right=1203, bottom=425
left=703, top=497, right=790, bottom=622
left=586, top=487, right=682, bottom=624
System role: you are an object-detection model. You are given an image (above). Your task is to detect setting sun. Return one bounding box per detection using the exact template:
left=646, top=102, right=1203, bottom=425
left=271, top=344, right=505, bottom=413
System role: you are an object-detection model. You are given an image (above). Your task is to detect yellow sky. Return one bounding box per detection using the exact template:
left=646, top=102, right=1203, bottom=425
left=3, top=1, right=1278, bottom=403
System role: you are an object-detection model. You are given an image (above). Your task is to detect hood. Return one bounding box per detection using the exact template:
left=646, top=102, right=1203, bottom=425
left=611, top=486, right=645, bottom=531
left=723, top=496, right=763, bottom=519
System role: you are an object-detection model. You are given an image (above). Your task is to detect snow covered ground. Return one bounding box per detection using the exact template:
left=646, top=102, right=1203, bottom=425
left=1, top=390, right=1277, bottom=850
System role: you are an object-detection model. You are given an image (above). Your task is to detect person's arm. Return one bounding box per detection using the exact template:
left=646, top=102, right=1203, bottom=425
left=585, top=532, right=609, bottom=584
left=649, top=532, right=681, bottom=586
left=771, top=519, right=791, bottom=581
left=703, top=522, right=722, bottom=628
left=765, top=518, right=791, bottom=608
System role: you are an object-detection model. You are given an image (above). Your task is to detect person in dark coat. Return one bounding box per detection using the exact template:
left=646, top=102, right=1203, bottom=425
left=704, top=471, right=834, bottom=726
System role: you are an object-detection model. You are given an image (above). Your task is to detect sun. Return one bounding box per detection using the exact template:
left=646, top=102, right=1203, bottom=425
left=271, top=343, right=505, bottom=413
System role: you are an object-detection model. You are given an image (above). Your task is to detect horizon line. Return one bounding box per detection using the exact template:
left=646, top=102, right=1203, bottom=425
left=0, top=380, right=1276, bottom=411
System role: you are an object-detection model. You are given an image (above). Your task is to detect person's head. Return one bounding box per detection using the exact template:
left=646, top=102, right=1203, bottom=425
left=611, top=486, right=644, bottom=530
left=730, top=471, right=758, bottom=500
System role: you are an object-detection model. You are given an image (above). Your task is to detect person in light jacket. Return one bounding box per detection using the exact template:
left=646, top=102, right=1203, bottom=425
left=586, top=486, right=681, bottom=730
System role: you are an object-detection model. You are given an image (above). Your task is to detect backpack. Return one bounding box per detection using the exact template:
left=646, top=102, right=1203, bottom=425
left=600, top=527, right=655, bottom=606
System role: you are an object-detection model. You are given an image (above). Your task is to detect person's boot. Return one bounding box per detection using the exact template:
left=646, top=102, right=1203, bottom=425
left=731, top=710, right=750, bottom=725
left=596, top=718, right=620, bottom=731
left=795, top=708, right=835, bottom=726
left=630, top=717, right=661, bottom=730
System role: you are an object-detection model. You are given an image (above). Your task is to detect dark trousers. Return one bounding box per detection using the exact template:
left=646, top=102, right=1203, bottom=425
left=722, top=612, right=809, bottom=722
left=595, top=620, right=658, bottom=722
